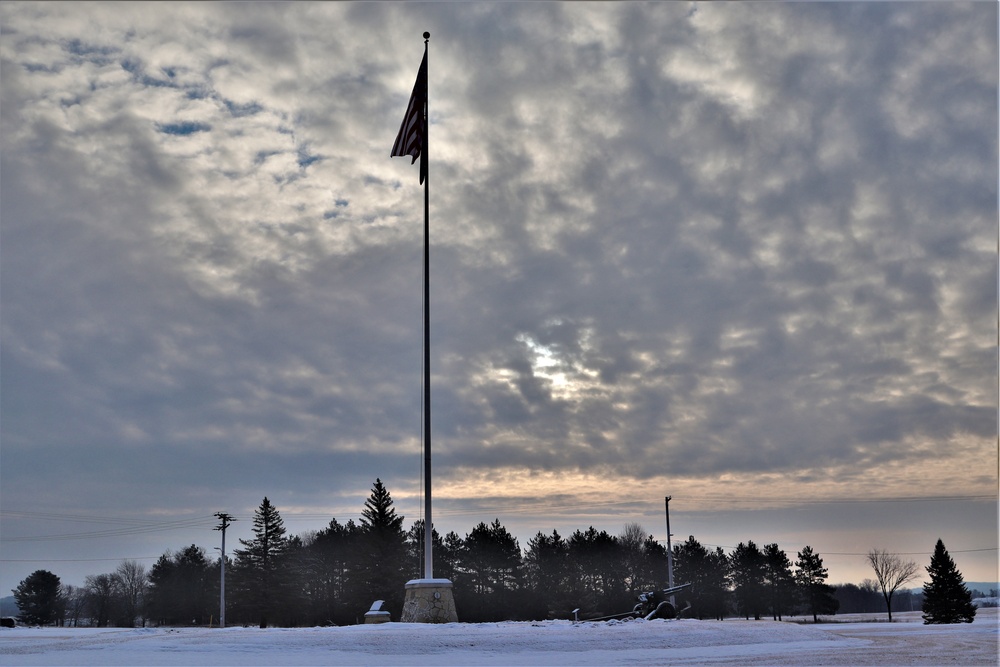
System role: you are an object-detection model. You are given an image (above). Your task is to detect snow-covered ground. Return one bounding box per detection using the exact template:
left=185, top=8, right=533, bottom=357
left=1, top=608, right=996, bottom=666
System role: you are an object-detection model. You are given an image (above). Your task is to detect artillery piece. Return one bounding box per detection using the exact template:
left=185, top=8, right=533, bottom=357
left=575, top=582, right=692, bottom=622
left=633, top=582, right=692, bottom=619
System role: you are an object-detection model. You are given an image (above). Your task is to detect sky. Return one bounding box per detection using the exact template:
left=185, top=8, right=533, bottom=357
left=1, top=1, right=997, bottom=595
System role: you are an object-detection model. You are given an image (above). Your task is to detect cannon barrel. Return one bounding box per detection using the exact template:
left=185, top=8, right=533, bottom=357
left=660, top=582, right=692, bottom=596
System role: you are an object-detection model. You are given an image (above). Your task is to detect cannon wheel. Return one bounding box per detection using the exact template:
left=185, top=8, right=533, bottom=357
left=645, top=601, right=676, bottom=620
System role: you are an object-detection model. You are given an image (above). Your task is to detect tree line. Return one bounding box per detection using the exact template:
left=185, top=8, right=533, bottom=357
left=11, top=480, right=977, bottom=627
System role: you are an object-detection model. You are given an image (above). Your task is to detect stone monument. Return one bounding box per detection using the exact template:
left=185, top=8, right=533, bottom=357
left=364, top=599, right=391, bottom=624
left=400, top=579, right=458, bottom=623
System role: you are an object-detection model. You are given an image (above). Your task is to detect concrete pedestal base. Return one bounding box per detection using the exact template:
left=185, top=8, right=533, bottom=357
left=400, top=579, right=458, bottom=623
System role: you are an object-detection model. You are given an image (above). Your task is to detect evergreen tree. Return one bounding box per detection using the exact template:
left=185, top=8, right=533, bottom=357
left=523, top=530, right=573, bottom=619
left=12, top=570, right=64, bottom=626
left=673, top=536, right=728, bottom=620
left=280, top=534, right=312, bottom=627
left=730, top=541, right=767, bottom=620
left=441, top=531, right=465, bottom=592
left=145, top=547, right=220, bottom=627
left=168, top=545, right=214, bottom=625
left=635, top=534, right=669, bottom=596
left=405, top=520, right=448, bottom=580
left=707, top=546, right=731, bottom=620
left=762, top=543, right=797, bottom=621
left=922, top=539, right=976, bottom=624
left=145, top=554, right=176, bottom=624
left=361, top=479, right=405, bottom=535
left=357, top=479, right=407, bottom=616
left=795, top=546, right=838, bottom=622
left=485, top=519, right=522, bottom=604
left=308, top=518, right=363, bottom=625
left=458, top=519, right=523, bottom=620
left=234, top=497, right=289, bottom=627
left=568, top=526, right=627, bottom=615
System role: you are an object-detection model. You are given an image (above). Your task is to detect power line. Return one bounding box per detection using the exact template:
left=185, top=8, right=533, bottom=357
left=679, top=495, right=996, bottom=505
left=695, top=543, right=998, bottom=557
left=2, top=493, right=993, bottom=543
left=0, top=556, right=162, bottom=563
left=1, top=512, right=218, bottom=542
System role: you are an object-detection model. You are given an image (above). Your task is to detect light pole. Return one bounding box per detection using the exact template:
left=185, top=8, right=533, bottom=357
left=214, top=512, right=235, bottom=628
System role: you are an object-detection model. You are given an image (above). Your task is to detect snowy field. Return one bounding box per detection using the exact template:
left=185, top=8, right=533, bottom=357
left=1, top=608, right=996, bottom=666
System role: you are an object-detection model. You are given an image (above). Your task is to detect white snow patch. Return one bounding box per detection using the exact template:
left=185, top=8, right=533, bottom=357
left=0, top=609, right=995, bottom=666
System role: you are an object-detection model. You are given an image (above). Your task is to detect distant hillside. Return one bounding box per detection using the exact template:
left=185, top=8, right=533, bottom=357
left=0, top=596, right=18, bottom=618
left=967, top=582, right=999, bottom=595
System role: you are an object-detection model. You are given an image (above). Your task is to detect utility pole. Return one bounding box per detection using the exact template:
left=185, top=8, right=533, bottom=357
left=665, top=496, right=675, bottom=607
left=214, top=512, right=235, bottom=628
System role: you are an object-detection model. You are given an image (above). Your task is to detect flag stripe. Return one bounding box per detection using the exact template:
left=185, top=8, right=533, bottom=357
left=390, top=51, right=427, bottom=183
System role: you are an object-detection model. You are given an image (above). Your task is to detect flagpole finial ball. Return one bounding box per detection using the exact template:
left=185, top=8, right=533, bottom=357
left=423, top=31, right=430, bottom=40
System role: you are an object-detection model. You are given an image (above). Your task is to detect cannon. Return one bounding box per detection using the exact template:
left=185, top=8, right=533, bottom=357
left=633, top=583, right=692, bottom=620
left=576, top=583, right=692, bottom=622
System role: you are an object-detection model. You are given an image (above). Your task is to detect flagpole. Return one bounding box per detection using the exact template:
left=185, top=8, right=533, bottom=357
left=421, top=31, right=433, bottom=581
left=395, top=31, right=456, bottom=623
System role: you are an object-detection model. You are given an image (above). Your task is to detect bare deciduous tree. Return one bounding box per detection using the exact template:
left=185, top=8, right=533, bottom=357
left=84, top=573, right=118, bottom=627
left=619, top=522, right=647, bottom=594
left=866, top=548, right=919, bottom=621
left=61, top=585, right=87, bottom=627
left=114, top=559, right=148, bottom=627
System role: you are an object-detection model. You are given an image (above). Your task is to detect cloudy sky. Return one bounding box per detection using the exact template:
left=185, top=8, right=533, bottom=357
left=2, top=1, right=997, bottom=594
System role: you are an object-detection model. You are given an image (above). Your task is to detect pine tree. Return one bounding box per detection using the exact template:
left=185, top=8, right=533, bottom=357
left=309, top=518, right=363, bottom=625
left=406, top=520, right=448, bottom=579
left=524, top=530, right=572, bottom=619
left=12, top=570, right=64, bottom=626
left=235, top=497, right=289, bottom=628
left=731, top=541, right=767, bottom=620
left=146, top=554, right=178, bottom=625
left=762, top=543, right=797, bottom=621
left=636, top=534, right=669, bottom=595
left=459, top=519, right=523, bottom=621
left=361, top=479, right=404, bottom=536
left=357, top=479, right=407, bottom=615
left=795, top=546, right=839, bottom=622
left=568, top=527, right=626, bottom=614
left=673, top=536, right=729, bottom=620
left=922, top=539, right=976, bottom=624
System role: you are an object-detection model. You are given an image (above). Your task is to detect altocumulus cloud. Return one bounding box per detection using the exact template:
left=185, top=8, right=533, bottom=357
left=0, top=2, right=996, bottom=588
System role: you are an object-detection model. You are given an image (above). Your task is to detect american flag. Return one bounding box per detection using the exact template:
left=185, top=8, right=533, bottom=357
left=390, top=51, right=427, bottom=184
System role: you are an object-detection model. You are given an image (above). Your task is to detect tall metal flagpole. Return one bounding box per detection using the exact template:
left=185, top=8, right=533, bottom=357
left=394, top=32, right=455, bottom=622
left=421, top=31, right=433, bottom=581
left=665, top=496, right=675, bottom=608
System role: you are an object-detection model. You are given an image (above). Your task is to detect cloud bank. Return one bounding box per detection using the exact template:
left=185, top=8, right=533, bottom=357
left=1, top=2, right=996, bottom=587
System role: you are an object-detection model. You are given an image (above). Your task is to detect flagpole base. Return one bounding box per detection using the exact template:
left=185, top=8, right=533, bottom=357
left=400, top=579, right=458, bottom=623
